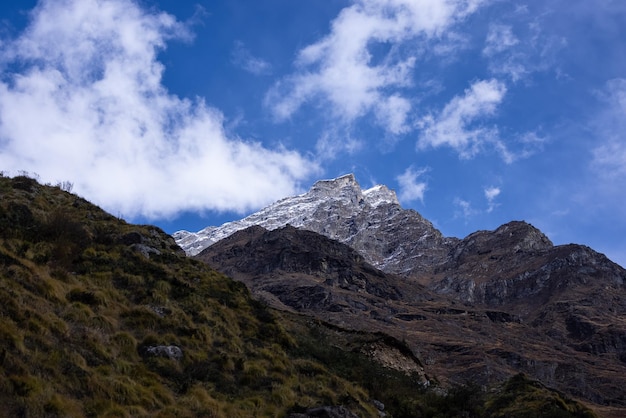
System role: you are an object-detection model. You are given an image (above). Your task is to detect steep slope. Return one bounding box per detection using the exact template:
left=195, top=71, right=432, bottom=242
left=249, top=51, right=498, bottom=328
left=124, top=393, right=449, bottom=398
left=196, top=225, right=435, bottom=383
left=198, top=222, right=626, bottom=417
left=175, top=174, right=454, bottom=275
left=0, top=174, right=383, bottom=418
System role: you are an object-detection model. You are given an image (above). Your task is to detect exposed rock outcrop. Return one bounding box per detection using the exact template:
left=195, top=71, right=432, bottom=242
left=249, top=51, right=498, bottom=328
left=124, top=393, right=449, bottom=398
left=196, top=225, right=419, bottom=315
left=287, top=405, right=360, bottom=418
left=430, top=222, right=625, bottom=307
left=143, top=345, right=183, bottom=361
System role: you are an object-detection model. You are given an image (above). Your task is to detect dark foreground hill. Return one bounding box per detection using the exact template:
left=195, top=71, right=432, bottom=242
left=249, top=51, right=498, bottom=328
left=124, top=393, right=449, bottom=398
left=0, top=174, right=599, bottom=417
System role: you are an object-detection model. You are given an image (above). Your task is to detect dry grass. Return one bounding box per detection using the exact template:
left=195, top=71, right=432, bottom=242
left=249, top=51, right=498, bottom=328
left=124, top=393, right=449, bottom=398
left=0, top=174, right=381, bottom=417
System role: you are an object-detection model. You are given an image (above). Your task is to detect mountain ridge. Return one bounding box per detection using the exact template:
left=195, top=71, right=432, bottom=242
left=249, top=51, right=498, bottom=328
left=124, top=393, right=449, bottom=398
left=175, top=173, right=456, bottom=275
left=174, top=174, right=401, bottom=254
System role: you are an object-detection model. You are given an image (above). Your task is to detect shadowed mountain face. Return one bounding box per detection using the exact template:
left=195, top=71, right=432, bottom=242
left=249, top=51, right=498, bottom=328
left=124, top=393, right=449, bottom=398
left=197, top=217, right=626, bottom=417
left=197, top=224, right=415, bottom=310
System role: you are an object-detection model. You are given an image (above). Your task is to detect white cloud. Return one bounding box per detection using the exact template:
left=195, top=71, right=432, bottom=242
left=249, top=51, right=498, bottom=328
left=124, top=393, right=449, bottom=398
left=265, top=0, right=487, bottom=132
left=591, top=78, right=626, bottom=179
left=417, top=79, right=509, bottom=160
left=0, top=0, right=317, bottom=219
left=484, top=186, right=500, bottom=201
left=315, top=130, right=364, bottom=160
left=231, top=41, right=272, bottom=75
left=396, top=166, right=428, bottom=203
left=481, top=23, right=529, bottom=81
left=376, top=94, right=412, bottom=135
left=484, top=186, right=500, bottom=212
left=483, top=24, right=519, bottom=56
left=454, top=197, right=476, bottom=219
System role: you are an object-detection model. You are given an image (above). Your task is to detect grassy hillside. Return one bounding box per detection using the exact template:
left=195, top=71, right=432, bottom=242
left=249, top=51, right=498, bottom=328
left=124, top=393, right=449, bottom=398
left=0, top=174, right=381, bottom=417
left=0, top=173, right=597, bottom=417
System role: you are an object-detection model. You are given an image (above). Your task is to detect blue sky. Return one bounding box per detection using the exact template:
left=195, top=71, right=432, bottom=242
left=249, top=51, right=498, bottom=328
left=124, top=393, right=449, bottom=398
left=1, top=0, right=625, bottom=267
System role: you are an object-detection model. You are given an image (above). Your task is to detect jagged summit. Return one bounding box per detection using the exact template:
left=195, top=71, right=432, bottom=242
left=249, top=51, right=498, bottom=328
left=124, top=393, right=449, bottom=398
left=363, top=184, right=399, bottom=206
left=306, top=173, right=399, bottom=207
left=309, top=173, right=359, bottom=196
left=174, top=173, right=400, bottom=256
left=174, top=174, right=444, bottom=274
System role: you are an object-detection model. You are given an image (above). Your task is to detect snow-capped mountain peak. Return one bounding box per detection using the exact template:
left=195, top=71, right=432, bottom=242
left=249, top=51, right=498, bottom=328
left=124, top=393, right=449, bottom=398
left=174, top=174, right=378, bottom=255
left=174, top=173, right=449, bottom=274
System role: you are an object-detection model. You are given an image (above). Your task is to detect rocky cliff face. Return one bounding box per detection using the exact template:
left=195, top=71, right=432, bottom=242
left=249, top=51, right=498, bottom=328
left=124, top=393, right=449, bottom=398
left=430, top=221, right=625, bottom=307
left=196, top=224, right=422, bottom=313
left=175, top=174, right=454, bottom=275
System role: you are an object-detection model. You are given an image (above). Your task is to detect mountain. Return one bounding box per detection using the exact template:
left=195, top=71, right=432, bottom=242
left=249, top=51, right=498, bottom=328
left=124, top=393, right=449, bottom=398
left=195, top=224, right=433, bottom=336
left=188, top=174, right=626, bottom=417
left=1, top=173, right=599, bottom=417
left=174, top=174, right=455, bottom=275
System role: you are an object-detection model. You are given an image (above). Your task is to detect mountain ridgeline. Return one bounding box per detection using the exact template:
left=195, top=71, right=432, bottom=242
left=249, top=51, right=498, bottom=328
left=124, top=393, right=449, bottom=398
left=182, top=174, right=626, bottom=418
left=174, top=174, right=454, bottom=275
left=0, top=172, right=615, bottom=417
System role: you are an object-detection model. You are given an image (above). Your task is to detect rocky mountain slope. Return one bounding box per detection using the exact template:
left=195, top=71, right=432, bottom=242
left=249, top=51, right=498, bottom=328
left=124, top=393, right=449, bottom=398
left=1, top=173, right=599, bottom=417
left=175, top=174, right=455, bottom=275
left=190, top=174, right=626, bottom=417
left=196, top=223, right=626, bottom=415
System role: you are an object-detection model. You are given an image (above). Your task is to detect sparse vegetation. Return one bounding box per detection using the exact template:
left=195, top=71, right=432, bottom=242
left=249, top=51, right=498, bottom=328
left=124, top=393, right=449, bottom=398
left=0, top=174, right=597, bottom=417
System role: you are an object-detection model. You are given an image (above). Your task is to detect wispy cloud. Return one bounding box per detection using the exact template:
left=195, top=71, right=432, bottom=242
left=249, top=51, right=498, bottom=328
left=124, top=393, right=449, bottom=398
left=483, top=24, right=519, bottom=56
left=417, top=79, right=510, bottom=160
left=452, top=186, right=501, bottom=220
left=315, top=130, right=364, bottom=160
left=231, top=41, right=272, bottom=75
left=0, top=0, right=317, bottom=219
left=396, top=166, right=428, bottom=204
left=591, top=78, right=626, bottom=174
left=593, top=141, right=626, bottom=178
left=480, top=7, right=569, bottom=82
left=454, top=197, right=477, bottom=220
left=265, top=0, right=487, bottom=134
left=484, top=186, right=501, bottom=213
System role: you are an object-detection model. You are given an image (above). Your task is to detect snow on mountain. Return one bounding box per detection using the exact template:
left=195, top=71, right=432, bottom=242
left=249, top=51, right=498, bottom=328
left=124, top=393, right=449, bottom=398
left=174, top=173, right=451, bottom=274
